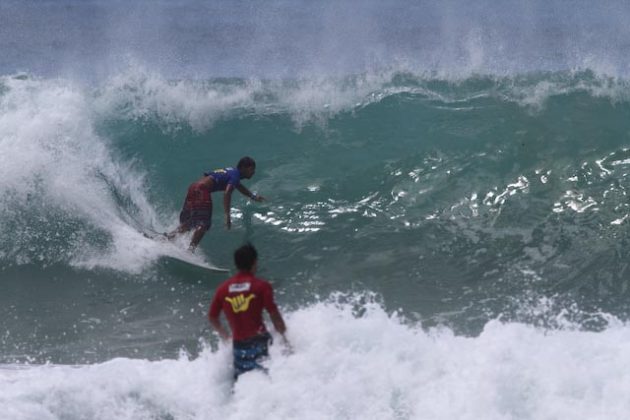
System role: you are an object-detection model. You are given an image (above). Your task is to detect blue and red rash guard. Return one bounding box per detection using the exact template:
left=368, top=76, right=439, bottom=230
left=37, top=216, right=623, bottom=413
left=208, top=272, right=280, bottom=342
left=204, top=167, right=241, bottom=192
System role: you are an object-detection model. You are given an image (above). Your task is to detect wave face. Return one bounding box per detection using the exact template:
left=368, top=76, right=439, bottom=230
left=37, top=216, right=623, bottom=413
left=4, top=1, right=630, bottom=418
left=3, top=70, right=630, bottom=324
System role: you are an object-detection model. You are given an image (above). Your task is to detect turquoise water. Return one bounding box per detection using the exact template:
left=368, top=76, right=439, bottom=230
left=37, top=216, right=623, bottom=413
left=3, top=1, right=630, bottom=418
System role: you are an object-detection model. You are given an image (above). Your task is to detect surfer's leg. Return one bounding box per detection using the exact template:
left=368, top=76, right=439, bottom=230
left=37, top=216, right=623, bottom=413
left=168, top=185, right=195, bottom=239
left=170, top=181, right=207, bottom=239
left=188, top=191, right=212, bottom=250
left=170, top=181, right=212, bottom=250
left=169, top=182, right=205, bottom=239
left=232, top=333, right=271, bottom=380
left=166, top=221, right=189, bottom=240
left=189, top=225, right=209, bottom=251
left=188, top=211, right=211, bottom=251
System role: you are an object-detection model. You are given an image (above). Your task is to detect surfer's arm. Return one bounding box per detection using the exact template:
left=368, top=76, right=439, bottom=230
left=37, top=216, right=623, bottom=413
left=224, top=185, right=234, bottom=229
left=269, top=310, right=293, bottom=354
left=209, top=314, right=230, bottom=341
left=236, top=184, right=265, bottom=202
left=208, top=291, right=230, bottom=340
left=263, top=284, right=285, bottom=334
left=269, top=310, right=286, bottom=335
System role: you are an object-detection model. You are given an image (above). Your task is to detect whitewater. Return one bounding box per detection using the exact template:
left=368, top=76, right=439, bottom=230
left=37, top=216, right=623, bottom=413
left=3, top=1, right=630, bottom=419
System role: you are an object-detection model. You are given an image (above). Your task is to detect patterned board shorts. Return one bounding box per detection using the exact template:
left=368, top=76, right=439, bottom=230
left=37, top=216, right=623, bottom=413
left=179, top=181, right=212, bottom=230
left=232, top=333, right=272, bottom=378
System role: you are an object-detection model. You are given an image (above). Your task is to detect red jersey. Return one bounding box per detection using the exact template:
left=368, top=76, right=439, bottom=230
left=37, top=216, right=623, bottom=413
left=208, top=272, right=280, bottom=342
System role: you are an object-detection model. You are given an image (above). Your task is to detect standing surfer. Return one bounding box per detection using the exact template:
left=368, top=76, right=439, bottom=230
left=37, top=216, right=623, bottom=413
left=208, top=243, right=290, bottom=379
left=168, top=156, right=265, bottom=250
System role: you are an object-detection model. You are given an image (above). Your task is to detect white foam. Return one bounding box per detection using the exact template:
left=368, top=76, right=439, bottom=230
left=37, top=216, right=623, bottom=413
left=94, top=64, right=630, bottom=132
left=0, top=75, right=175, bottom=271
left=2, top=299, right=630, bottom=420
left=94, top=65, right=263, bottom=132
left=94, top=64, right=408, bottom=130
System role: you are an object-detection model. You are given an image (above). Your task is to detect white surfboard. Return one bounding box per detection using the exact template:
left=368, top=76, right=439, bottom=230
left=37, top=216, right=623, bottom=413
left=142, top=231, right=229, bottom=273
left=162, top=251, right=230, bottom=273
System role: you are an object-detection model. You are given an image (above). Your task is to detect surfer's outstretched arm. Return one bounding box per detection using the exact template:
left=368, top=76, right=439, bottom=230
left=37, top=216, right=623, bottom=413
left=224, top=185, right=234, bottom=229
left=236, top=184, right=265, bottom=202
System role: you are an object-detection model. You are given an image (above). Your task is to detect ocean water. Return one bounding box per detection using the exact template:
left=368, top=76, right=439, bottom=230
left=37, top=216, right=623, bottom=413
left=3, top=1, right=630, bottom=419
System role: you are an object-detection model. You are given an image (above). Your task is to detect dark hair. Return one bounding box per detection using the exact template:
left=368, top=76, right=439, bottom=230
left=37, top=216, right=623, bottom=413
left=234, top=243, right=258, bottom=271
left=237, top=156, right=256, bottom=170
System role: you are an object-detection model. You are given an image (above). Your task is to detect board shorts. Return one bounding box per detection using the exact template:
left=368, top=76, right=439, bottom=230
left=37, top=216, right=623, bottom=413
left=232, top=332, right=272, bottom=378
left=179, top=181, right=212, bottom=230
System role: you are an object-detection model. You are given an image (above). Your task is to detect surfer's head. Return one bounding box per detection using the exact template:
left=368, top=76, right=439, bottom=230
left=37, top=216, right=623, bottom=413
left=237, top=156, right=256, bottom=179
left=234, top=242, right=258, bottom=272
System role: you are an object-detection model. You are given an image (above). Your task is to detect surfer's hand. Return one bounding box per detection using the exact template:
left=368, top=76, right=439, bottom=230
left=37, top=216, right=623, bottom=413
left=281, top=335, right=294, bottom=355
left=225, top=217, right=232, bottom=230
left=215, top=330, right=230, bottom=342
left=254, top=194, right=266, bottom=202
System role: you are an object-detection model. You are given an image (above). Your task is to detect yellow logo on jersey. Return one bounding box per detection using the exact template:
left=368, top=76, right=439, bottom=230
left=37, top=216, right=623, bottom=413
left=225, top=294, right=255, bottom=313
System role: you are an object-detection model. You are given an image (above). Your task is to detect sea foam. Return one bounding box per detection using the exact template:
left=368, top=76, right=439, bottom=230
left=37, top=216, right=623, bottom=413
left=2, top=299, right=630, bottom=420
